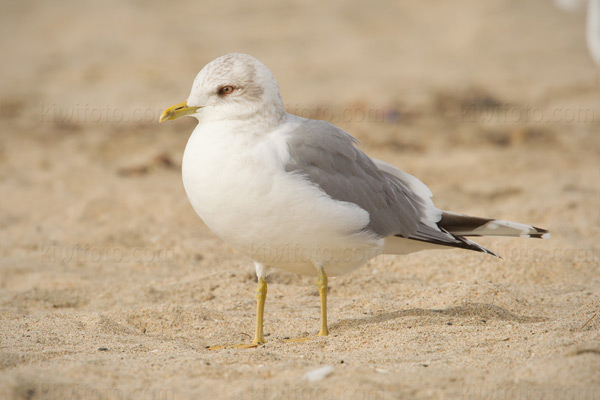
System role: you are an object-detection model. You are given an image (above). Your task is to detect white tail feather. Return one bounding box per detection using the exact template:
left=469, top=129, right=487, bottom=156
left=443, top=215, right=550, bottom=239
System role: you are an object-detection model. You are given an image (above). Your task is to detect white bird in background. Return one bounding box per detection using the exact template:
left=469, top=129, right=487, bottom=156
left=587, top=0, right=600, bottom=65
left=160, top=53, right=549, bottom=348
left=555, top=0, right=600, bottom=65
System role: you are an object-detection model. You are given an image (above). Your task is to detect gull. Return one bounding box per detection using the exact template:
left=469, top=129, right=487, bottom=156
left=554, top=0, right=600, bottom=65
left=159, top=53, right=549, bottom=348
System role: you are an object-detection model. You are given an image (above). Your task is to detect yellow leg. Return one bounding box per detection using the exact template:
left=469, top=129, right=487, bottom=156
left=283, top=269, right=329, bottom=343
left=317, top=269, right=329, bottom=336
left=208, top=277, right=267, bottom=349
left=252, top=276, right=267, bottom=345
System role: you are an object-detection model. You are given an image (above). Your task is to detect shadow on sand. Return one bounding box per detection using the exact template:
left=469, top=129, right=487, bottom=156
left=331, top=302, right=545, bottom=331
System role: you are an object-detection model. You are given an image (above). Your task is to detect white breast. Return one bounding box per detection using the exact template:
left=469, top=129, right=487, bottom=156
left=181, top=119, right=382, bottom=276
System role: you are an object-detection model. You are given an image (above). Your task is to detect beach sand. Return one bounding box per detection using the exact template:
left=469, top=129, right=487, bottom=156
left=1, top=0, right=599, bottom=398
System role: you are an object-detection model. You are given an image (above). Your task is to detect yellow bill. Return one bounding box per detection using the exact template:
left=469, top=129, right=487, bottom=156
left=159, top=101, right=201, bottom=122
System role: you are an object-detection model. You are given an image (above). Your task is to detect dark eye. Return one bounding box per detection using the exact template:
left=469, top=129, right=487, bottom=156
left=218, top=85, right=235, bottom=96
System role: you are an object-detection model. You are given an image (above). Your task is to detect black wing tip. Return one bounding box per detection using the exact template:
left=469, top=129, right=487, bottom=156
left=401, top=234, right=501, bottom=258
left=439, top=212, right=550, bottom=240
left=462, top=239, right=501, bottom=258
left=528, top=226, right=550, bottom=239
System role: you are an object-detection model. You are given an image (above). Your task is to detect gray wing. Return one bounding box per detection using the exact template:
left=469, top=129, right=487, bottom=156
left=285, top=118, right=499, bottom=255
left=284, top=118, right=427, bottom=238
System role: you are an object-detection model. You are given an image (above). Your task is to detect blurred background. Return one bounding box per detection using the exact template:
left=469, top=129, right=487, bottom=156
left=2, top=0, right=598, bottom=120
left=1, top=0, right=598, bottom=399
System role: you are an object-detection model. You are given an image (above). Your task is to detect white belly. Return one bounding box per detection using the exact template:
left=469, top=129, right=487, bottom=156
left=181, top=122, right=382, bottom=276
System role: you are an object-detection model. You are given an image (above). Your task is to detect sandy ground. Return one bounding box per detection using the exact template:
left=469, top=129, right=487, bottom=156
left=1, top=0, right=599, bottom=399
